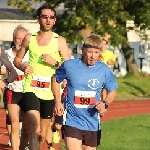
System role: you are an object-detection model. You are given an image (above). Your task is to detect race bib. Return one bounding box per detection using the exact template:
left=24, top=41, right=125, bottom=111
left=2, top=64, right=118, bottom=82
left=31, top=75, right=50, bottom=91
left=74, top=90, right=96, bottom=108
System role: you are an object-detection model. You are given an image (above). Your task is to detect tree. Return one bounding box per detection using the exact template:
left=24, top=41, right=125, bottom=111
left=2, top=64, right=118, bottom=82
left=7, top=0, right=150, bottom=76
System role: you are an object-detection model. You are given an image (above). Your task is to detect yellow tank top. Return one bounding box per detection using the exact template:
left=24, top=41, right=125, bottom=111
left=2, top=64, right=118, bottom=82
left=23, top=32, right=62, bottom=100
left=100, top=50, right=115, bottom=68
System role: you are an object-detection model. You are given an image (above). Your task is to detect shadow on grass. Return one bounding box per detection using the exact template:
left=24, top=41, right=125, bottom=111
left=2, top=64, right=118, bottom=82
left=137, top=125, right=150, bottom=129
left=123, top=82, right=146, bottom=96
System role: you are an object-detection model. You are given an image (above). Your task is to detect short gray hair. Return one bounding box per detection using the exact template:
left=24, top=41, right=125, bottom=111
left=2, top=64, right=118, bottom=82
left=83, top=33, right=102, bottom=49
left=13, top=25, right=28, bottom=40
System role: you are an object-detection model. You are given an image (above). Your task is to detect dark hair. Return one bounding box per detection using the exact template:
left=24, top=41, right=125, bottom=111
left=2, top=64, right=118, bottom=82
left=37, top=5, right=56, bottom=17
left=102, top=38, right=108, bottom=44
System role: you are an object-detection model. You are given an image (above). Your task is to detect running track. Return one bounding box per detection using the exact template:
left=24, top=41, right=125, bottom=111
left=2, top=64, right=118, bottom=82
left=0, top=100, right=150, bottom=150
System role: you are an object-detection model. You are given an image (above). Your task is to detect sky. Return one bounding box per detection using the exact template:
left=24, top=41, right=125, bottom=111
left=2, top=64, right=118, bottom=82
left=0, top=0, right=12, bottom=8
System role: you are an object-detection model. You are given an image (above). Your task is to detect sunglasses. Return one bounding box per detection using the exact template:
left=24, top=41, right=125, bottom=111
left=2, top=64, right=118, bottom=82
left=40, top=15, right=56, bottom=19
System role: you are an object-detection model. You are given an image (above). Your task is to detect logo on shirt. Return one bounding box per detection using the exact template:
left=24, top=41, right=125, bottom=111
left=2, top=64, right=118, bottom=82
left=88, top=79, right=99, bottom=90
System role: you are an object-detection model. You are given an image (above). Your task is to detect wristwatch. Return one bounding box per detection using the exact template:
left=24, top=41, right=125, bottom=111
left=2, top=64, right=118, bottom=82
left=102, top=100, right=109, bottom=109
left=54, top=61, right=59, bottom=67
left=4, top=78, right=10, bottom=85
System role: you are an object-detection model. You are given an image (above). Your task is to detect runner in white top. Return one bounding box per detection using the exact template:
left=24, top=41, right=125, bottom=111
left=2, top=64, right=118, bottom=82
left=2, top=25, right=28, bottom=150
left=0, top=48, right=17, bottom=93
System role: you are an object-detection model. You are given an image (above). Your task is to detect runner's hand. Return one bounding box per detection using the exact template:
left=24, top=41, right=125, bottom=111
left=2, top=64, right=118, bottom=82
left=55, top=102, right=64, bottom=116
left=23, top=61, right=28, bottom=67
left=24, top=66, right=34, bottom=75
left=95, top=101, right=105, bottom=114
left=42, top=54, right=56, bottom=66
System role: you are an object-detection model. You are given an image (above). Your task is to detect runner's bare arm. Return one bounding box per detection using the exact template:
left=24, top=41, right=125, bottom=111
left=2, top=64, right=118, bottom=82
left=13, top=34, right=31, bottom=71
left=51, top=75, right=64, bottom=116
left=42, top=36, right=70, bottom=67
left=58, top=36, right=71, bottom=61
left=95, top=90, right=117, bottom=114
left=104, top=90, right=117, bottom=104
left=0, top=47, right=17, bottom=82
left=51, top=75, right=61, bottom=103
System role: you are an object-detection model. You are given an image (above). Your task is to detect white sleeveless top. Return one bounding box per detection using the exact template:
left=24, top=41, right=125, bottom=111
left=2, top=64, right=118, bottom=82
left=5, top=48, right=29, bottom=92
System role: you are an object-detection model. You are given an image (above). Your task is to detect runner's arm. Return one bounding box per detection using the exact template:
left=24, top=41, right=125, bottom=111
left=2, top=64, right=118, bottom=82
left=42, top=36, right=70, bottom=67
left=52, top=75, right=64, bottom=116
left=13, top=34, right=30, bottom=71
left=51, top=75, right=61, bottom=104
left=95, top=90, right=117, bottom=114
left=0, top=47, right=17, bottom=82
left=104, top=90, right=117, bottom=104
left=58, top=36, right=71, bottom=61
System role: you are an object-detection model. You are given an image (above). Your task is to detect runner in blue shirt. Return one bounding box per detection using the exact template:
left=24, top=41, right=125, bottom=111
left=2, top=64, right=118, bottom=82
left=52, top=33, right=118, bottom=150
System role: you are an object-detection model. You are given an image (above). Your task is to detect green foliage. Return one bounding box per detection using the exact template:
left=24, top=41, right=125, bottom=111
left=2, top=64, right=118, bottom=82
left=7, top=0, right=150, bottom=45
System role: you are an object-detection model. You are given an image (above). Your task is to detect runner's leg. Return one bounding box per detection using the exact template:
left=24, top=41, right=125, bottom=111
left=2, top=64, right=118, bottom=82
left=7, top=104, right=20, bottom=150
left=39, top=119, right=51, bottom=150
left=64, top=137, right=82, bottom=150
left=28, top=110, right=40, bottom=150
left=19, top=111, right=30, bottom=150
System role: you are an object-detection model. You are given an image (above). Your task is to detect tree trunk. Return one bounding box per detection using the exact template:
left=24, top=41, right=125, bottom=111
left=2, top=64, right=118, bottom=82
left=122, top=41, right=140, bottom=77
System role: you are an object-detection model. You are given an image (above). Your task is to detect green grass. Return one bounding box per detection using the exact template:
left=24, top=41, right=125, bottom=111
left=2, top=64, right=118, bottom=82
left=116, top=74, right=150, bottom=99
left=99, top=114, right=150, bottom=150
left=61, top=114, right=150, bottom=150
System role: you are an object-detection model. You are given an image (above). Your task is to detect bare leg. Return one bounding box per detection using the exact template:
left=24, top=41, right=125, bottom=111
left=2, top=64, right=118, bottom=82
left=64, top=136, right=82, bottom=150
left=46, top=121, right=53, bottom=144
left=7, top=104, right=20, bottom=150
left=82, top=145, right=97, bottom=150
left=6, top=124, right=11, bottom=138
left=28, top=110, right=40, bottom=150
left=19, top=111, right=30, bottom=150
left=6, top=123, right=11, bottom=146
left=39, top=119, right=51, bottom=150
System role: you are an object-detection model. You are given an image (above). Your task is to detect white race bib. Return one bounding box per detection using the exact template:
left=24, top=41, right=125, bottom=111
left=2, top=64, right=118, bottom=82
left=31, top=75, right=50, bottom=91
left=74, top=90, right=96, bottom=108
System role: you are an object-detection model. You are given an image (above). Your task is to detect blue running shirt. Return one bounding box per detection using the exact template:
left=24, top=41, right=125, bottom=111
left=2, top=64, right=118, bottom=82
left=55, top=58, right=118, bottom=131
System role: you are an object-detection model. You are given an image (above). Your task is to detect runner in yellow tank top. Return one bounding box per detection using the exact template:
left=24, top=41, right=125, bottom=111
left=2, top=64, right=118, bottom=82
left=99, top=39, right=116, bottom=114
left=99, top=39, right=116, bottom=68
left=14, top=5, right=70, bottom=150
left=23, top=32, right=62, bottom=100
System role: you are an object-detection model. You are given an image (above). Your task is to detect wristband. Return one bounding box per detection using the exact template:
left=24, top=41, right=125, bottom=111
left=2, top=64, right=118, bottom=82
left=54, top=61, right=59, bottom=67
left=102, top=100, right=109, bottom=109
left=4, top=78, right=10, bottom=85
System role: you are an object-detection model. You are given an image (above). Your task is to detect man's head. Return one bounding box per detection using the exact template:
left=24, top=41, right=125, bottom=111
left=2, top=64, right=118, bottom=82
left=37, top=5, right=56, bottom=32
left=13, top=25, right=28, bottom=50
left=101, top=39, right=108, bottom=52
left=82, top=34, right=102, bottom=66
